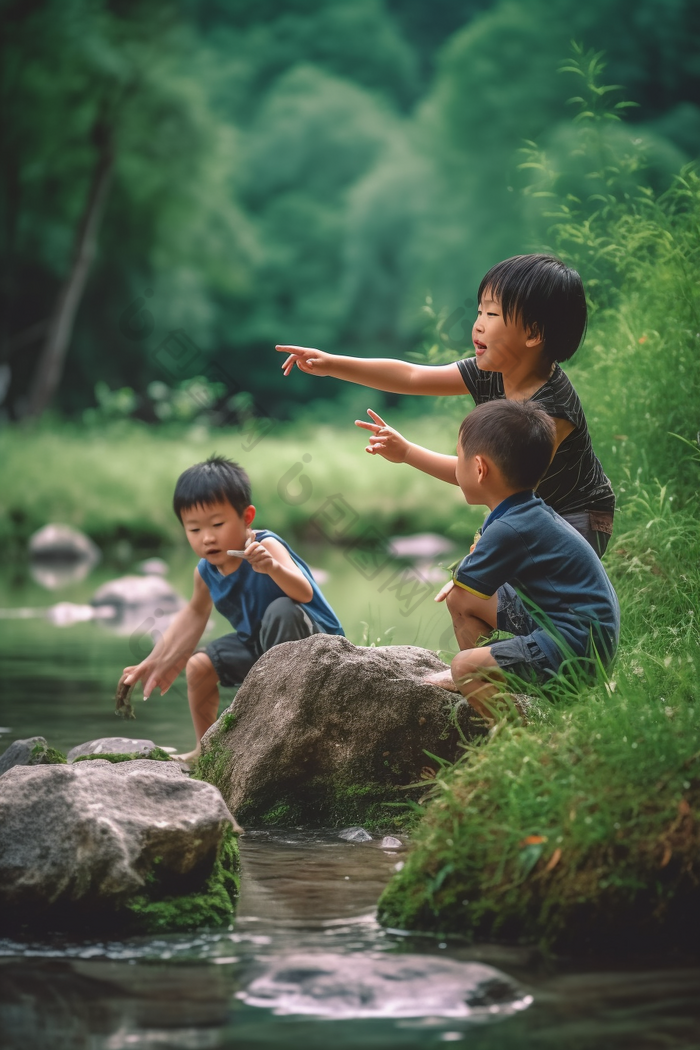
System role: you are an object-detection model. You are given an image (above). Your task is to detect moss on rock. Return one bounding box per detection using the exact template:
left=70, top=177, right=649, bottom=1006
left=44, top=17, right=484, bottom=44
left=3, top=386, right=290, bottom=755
left=236, top=777, right=420, bottom=831
left=29, top=742, right=67, bottom=765
left=73, top=747, right=172, bottom=764
left=125, top=824, right=240, bottom=933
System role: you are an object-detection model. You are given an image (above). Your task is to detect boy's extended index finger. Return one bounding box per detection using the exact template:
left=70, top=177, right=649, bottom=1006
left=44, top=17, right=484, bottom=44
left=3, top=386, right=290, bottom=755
left=366, top=408, right=388, bottom=427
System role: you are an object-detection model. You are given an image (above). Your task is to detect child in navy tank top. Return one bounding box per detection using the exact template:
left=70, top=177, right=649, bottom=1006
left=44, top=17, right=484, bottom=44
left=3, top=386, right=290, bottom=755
left=118, top=455, right=343, bottom=762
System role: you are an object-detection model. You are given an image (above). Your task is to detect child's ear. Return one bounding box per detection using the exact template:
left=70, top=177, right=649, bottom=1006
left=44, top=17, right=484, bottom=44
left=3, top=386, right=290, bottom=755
left=475, top=454, right=489, bottom=482
left=525, top=322, right=544, bottom=348
left=243, top=505, right=256, bottom=526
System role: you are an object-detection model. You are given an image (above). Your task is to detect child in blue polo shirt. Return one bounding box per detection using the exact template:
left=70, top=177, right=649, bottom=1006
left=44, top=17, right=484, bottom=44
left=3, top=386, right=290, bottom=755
left=119, top=455, right=343, bottom=760
left=422, top=400, right=619, bottom=717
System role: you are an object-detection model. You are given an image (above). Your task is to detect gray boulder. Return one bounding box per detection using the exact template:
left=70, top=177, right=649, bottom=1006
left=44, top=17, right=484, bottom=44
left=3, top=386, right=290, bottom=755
left=0, top=762, right=235, bottom=912
left=0, top=737, right=48, bottom=776
left=199, top=634, right=475, bottom=825
left=66, top=737, right=158, bottom=762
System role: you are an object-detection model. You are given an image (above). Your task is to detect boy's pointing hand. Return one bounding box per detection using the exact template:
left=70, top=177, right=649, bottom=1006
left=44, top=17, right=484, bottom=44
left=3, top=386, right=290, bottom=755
left=276, top=345, right=331, bottom=377
left=355, top=409, right=410, bottom=463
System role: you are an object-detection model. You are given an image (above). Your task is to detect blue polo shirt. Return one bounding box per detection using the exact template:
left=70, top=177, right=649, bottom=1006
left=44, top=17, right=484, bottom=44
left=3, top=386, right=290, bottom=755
left=198, top=529, right=344, bottom=646
left=453, top=491, right=619, bottom=668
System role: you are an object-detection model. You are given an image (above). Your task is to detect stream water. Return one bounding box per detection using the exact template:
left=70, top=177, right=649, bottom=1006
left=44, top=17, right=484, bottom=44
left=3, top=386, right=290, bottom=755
left=1, top=551, right=699, bottom=1049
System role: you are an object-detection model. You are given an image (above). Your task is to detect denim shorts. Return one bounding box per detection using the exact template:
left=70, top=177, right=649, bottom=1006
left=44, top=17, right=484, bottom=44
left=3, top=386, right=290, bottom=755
left=489, top=584, right=559, bottom=685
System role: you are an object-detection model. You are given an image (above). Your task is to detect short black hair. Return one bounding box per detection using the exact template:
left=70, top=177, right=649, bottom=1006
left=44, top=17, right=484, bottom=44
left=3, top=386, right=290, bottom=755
left=478, top=254, right=587, bottom=363
left=459, top=400, right=556, bottom=490
left=173, top=455, right=252, bottom=520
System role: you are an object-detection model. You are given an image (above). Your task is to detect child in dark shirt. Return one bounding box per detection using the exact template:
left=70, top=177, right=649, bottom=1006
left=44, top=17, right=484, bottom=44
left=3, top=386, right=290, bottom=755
left=277, top=254, right=614, bottom=556
left=422, top=400, right=619, bottom=718
left=118, top=455, right=343, bottom=760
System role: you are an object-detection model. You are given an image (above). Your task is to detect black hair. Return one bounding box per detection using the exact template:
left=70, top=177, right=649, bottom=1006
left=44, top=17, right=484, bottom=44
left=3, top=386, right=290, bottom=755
left=459, top=400, right=556, bottom=490
left=173, top=455, right=252, bottom=520
left=478, top=254, right=587, bottom=363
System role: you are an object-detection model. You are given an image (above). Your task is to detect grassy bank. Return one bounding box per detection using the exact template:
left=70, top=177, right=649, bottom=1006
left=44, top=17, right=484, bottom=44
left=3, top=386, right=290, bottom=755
left=378, top=496, right=700, bottom=951
left=0, top=412, right=474, bottom=556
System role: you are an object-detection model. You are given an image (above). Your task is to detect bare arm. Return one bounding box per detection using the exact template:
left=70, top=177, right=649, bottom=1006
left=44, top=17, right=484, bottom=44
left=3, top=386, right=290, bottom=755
left=119, top=568, right=213, bottom=698
left=244, top=536, right=313, bottom=603
left=276, top=345, right=467, bottom=396
left=355, top=410, right=458, bottom=486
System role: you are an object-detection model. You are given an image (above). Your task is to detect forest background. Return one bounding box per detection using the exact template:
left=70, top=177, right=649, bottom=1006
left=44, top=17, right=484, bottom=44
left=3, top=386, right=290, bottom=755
left=2, top=0, right=700, bottom=945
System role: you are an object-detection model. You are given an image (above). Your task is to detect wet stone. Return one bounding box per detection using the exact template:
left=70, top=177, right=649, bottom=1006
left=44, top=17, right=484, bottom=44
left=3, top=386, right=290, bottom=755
left=338, top=827, right=373, bottom=843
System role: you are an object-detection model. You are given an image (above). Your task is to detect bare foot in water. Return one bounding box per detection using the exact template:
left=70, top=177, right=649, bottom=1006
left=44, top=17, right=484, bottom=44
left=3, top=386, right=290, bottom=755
left=424, top=670, right=459, bottom=692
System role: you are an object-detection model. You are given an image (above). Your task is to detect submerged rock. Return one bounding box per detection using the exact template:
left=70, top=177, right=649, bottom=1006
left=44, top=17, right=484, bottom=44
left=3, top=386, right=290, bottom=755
left=0, top=761, right=239, bottom=931
left=199, top=634, right=475, bottom=827
left=338, top=827, right=372, bottom=843
left=238, top=951, right=531, bottom=1019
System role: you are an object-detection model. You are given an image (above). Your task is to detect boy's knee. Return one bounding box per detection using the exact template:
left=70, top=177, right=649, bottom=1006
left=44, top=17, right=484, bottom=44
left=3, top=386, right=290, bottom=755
left=259, top=597, right=318, bottom=649
left=186, top=651, right=215, bottom=681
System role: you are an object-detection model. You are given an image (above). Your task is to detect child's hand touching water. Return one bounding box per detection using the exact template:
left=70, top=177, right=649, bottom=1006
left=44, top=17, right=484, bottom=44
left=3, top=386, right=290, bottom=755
left=354, top=409, right=411, bottom=463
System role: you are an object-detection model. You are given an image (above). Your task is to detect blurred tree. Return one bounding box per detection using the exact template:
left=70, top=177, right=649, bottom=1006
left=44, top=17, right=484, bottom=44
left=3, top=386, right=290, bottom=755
left=1, top=0, right=254, bottom=419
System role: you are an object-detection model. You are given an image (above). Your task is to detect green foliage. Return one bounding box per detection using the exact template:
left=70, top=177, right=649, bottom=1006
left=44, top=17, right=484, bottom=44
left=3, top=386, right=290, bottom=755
left=3, top=0, right=699, bottom=419
left=378, top=490, right=700, bottom=950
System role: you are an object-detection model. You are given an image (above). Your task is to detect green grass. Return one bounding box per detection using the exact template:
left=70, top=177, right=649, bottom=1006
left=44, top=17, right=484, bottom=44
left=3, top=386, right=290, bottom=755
left=0, top=412, right=474, bottom=556
left=377, top=499, right=700, bottom=951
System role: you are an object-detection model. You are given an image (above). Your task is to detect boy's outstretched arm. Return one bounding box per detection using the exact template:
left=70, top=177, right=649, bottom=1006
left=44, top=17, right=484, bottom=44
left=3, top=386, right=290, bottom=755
left=119, top=567, right=213, bottom=700
left=355, top=409, right=458, bottom=485
left=276, top=345, right=466, bottom=396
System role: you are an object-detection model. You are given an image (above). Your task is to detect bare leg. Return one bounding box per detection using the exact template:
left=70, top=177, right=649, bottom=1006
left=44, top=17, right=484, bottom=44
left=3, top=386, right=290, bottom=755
left=445, top=585, right=499, bottom=650
left=425, top=586, right=499, bottom=690
left=175, top=651, right=220, bottom=761
left=428, top=644, right=516, bottom=723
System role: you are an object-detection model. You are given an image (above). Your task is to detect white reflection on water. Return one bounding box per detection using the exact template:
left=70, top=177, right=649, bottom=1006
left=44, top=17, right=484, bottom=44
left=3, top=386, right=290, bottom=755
left=237, top=951, right=532, bottom=1020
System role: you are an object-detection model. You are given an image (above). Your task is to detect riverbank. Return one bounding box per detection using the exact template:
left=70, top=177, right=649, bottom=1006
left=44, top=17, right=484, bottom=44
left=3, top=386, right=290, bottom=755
left=0, top=413, right=475, bottom=556
left=377, top=498, right=700, bottom=951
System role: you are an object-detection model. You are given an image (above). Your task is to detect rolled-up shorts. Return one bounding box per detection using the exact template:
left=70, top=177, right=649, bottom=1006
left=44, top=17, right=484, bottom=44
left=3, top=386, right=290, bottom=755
left=489, top=584, right=560, bottom=686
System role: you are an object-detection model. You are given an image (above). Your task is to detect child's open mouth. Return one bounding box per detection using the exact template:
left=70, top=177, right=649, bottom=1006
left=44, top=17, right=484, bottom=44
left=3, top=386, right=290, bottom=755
left=474, top=340, right=487, bottom=352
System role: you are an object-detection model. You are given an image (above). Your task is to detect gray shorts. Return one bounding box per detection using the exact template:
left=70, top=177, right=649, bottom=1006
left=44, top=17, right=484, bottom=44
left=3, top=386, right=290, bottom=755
left=204, top=597, right=322, bottom=688
left=560, top=510, right=614, bottom=558
left=489, top=584, right=559, bottom=685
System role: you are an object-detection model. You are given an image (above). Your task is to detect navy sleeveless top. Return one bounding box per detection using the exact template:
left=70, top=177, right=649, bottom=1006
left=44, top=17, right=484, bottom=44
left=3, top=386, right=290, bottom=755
left=197, top=529, right=344, bottom=645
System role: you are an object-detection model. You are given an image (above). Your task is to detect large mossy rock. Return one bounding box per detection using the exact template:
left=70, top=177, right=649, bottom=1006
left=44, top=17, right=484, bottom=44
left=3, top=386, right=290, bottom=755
left=0, top=760, right=239, bottom=934
left=198, top=635, right=476, bottom=828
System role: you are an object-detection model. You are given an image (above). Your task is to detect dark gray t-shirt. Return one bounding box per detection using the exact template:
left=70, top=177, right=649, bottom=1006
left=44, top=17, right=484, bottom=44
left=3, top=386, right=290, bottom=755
left=457, top=358, right=615, bottom=514
left=453, top=491, right=619, bottom=669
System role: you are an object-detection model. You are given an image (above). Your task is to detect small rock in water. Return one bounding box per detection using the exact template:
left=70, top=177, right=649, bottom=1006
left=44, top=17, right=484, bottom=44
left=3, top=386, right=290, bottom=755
left=66, top=737, right=157, bottom=762
left=380, top=835, right=403, bottom=850
left=238, top=952, right=531, bottom=1019
left=0, top=737, right=48, bottom=777
left=137, top=557, right=169, bottom=576
left=338, top=826, right=372, bottom=842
